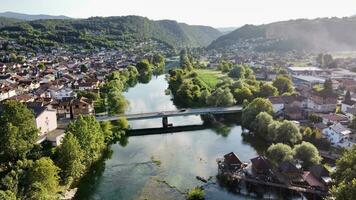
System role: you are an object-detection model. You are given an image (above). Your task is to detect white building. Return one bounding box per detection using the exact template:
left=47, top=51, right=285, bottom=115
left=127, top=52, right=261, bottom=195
left=27, top=104, right=58, bottom=136
left=51, top=87, right=76, bottom=100
left=322, top=123, right=353, bottom=148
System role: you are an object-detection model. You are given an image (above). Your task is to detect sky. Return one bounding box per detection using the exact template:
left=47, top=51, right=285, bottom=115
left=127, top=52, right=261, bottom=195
left=0, top=0, right=356, bottom=27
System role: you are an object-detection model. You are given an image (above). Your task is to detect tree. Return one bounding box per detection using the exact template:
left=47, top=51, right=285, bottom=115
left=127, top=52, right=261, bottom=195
left=0, top=101, right=38, bottom=160
left=293, top=142, right=321, bottom=168
left=255, top=112, right=274, bottom=138
left=111, top=117, right=129, bottom=141
left=27, top=157, right=60, bottom=199
left=349, top=116, right=356, bottom=130
left=258, top=83, right=278, bottom=97
left=77, top=91, right=99, bottom=101
left=66, top=115, right=105, bottom=165
left=217, top=60, right=233, bottom=73
left=0, top=190, right=16, bottom=200
left=187, top=187, right=204, bottom=200
left=206, top=88, right=235, bottom=107
left=275, top=120, right=302, bottom=144
left=175, top=80, right=201, bottom=107
left=266, top=143, right=294, bottom=166
left=80, top=64, right=88, bottom=73
left=333, top=145, right=356, bottom=184
left=56, top=133, right=85, bottom=181
left=324, top=79, right=333, bottom=91
left=344, top=90, right=351, bottom=102
left=136, top=59, right=152, bottom=75
left=180, top=50, right=193, bottom=71
left=37, top=62, right=45, bottom=71
left=228, top=65, right=245, bottom=79
left=308, top=114, right=322, bottom=123
left=331, top=179, right=356, bottom=200
left=107, top=88, right=128, bottom=115
left=273, top=75, right=293, bottom=94
left=267, top=121, right=282, bottom=142
left=242, top=98, right=273, bottom=130
left=233, top=87, right=253, bottom=104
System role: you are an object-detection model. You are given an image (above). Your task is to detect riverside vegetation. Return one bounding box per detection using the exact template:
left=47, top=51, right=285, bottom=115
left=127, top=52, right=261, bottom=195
left=0, top=56, right=164, bottom=199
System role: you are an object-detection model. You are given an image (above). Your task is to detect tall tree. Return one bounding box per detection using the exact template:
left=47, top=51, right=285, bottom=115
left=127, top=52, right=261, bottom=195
left=258, top=83, right=279, bottom=97
left=255, top=112, right=274, bottom=138
left=228, top=65, right=245, bottom=79
left=56, top=133, right=85, bottom=181
left=27, top=157, right=60, bottom=199
left=242, top=98, right=273, bottom=130
left=293, top=142, right=321, bottom=168
left=333, top=145, right=356, bottom=184
left=272, top=75, right=293, bottom=94
left=275, top=120, right=302, bottom=145
left=0, top=101, right=38, bottom=160
left=331, top=179, right=356, bottom=200
left=66, top=115, right=105, bottom=165
left=324, top=79, right=333, bottom=91
left=266, top=143, right=294, bottom=166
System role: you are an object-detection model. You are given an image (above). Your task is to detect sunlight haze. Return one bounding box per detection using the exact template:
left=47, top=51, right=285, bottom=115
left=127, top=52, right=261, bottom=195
left=0, top=0, right=355, bottom=27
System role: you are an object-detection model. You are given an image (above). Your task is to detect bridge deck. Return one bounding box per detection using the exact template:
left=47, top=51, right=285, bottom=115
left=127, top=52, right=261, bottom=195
left=96, top=106, right=242, bottom=121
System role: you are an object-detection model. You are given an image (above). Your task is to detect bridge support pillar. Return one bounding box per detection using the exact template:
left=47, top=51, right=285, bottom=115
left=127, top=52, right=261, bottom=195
left=162, top=116, right=168, bottom=128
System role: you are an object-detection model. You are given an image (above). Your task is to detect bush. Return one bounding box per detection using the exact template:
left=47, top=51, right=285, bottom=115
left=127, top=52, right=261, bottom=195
left=187, top=187, right=204, bottom=200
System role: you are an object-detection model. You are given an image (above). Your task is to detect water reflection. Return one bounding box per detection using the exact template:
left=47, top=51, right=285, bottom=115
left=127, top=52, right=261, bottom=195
left=80, top=75, right=259, bottom=200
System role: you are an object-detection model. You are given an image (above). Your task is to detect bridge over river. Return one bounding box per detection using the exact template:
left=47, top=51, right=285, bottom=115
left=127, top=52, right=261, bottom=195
left=58, top=106, right=243, bottom=130
left=96, top=105, right=243, bottom=127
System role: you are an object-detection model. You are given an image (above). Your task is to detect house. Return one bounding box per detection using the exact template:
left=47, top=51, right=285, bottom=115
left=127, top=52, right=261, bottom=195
left=71, top=97, right=94, bottom=118
left=341, top=99, right=356, bottom=114
left=317, top=113, right=349, bottom=125
left=306, top=90, right=338, bottom=113
left=288, top=67, right=323, bottom=76
left=322, top=123, right=353, bottom=148
left=268, top=95, right=307, bottom=119
left=250, top=156, right=273, bottom=176
left=223, top=152, right=244, bottom=172
left=52, top=99, right=72, bottom=119
left=27, top=102, right=57, bottom=136
left=309, top=165, right=331, bottom=186
left=52, top=87, right=76, bottom=100
left=0, top=84, right=17, bottom=101
left=292, top=75, right=325, bottom=87
left=302, top=171, right=326, bottom=191
left=345, top=107, right=356, bottom=121
left=46, top=130, right=65, bottom=146
left=268, top=96, right=285, bottom=113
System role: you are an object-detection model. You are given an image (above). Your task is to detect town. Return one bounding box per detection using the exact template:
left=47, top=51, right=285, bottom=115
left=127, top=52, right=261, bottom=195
left=1, top=3, right=356, bottom=200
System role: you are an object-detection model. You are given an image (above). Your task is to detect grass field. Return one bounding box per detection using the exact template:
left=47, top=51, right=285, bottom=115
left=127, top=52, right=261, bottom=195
left=194, top=69, right=225, bottom=88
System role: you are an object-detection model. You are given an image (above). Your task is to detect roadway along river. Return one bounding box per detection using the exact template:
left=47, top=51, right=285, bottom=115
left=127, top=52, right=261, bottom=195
left=76, top=75, right=272, bottom=200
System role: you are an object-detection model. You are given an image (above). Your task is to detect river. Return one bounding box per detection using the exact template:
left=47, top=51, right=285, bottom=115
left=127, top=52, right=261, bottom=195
left=77, top=75, right=261, bottom=200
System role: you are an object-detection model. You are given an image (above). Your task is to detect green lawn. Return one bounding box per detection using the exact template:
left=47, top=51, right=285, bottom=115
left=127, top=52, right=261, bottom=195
left=194, top=69, right=225, bottom=88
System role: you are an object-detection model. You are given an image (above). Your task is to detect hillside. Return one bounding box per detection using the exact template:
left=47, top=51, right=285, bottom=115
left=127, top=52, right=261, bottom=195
left=0, top=16, right=222, bottom=50
left=209, top=17, right=356, bottom=52
left=0, top=17, right=23, bottom=28
left=0, top=11, right=71, bottom=21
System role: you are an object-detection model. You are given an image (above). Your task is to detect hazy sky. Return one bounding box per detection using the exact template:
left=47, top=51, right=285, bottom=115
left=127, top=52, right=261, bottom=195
left=0, top=0, right=356, bottom=27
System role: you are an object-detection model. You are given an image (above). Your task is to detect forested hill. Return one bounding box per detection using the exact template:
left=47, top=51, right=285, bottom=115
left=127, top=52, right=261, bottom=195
left=209, top=17, right=356, bottom=52
left=0, top=17, right=22, bottom=28
left=0, top=15, right=222, bottom=50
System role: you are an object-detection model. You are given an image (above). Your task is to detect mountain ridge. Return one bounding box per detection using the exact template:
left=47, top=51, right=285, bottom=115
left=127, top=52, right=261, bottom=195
left=0, top=15, right=222, bottom=49
left=209, top=17, right=356, bottom=52
left=0, top=11, right=71, bottom=21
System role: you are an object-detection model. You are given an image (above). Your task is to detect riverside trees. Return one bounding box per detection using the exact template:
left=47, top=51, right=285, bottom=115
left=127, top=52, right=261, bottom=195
left=0, top=100, right=129, bottom=199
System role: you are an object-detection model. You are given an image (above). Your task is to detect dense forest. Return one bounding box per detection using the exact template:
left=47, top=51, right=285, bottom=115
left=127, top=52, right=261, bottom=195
left=0, top=16, right=222, bottom=50
left=209, top=17, right=356, bottom=52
